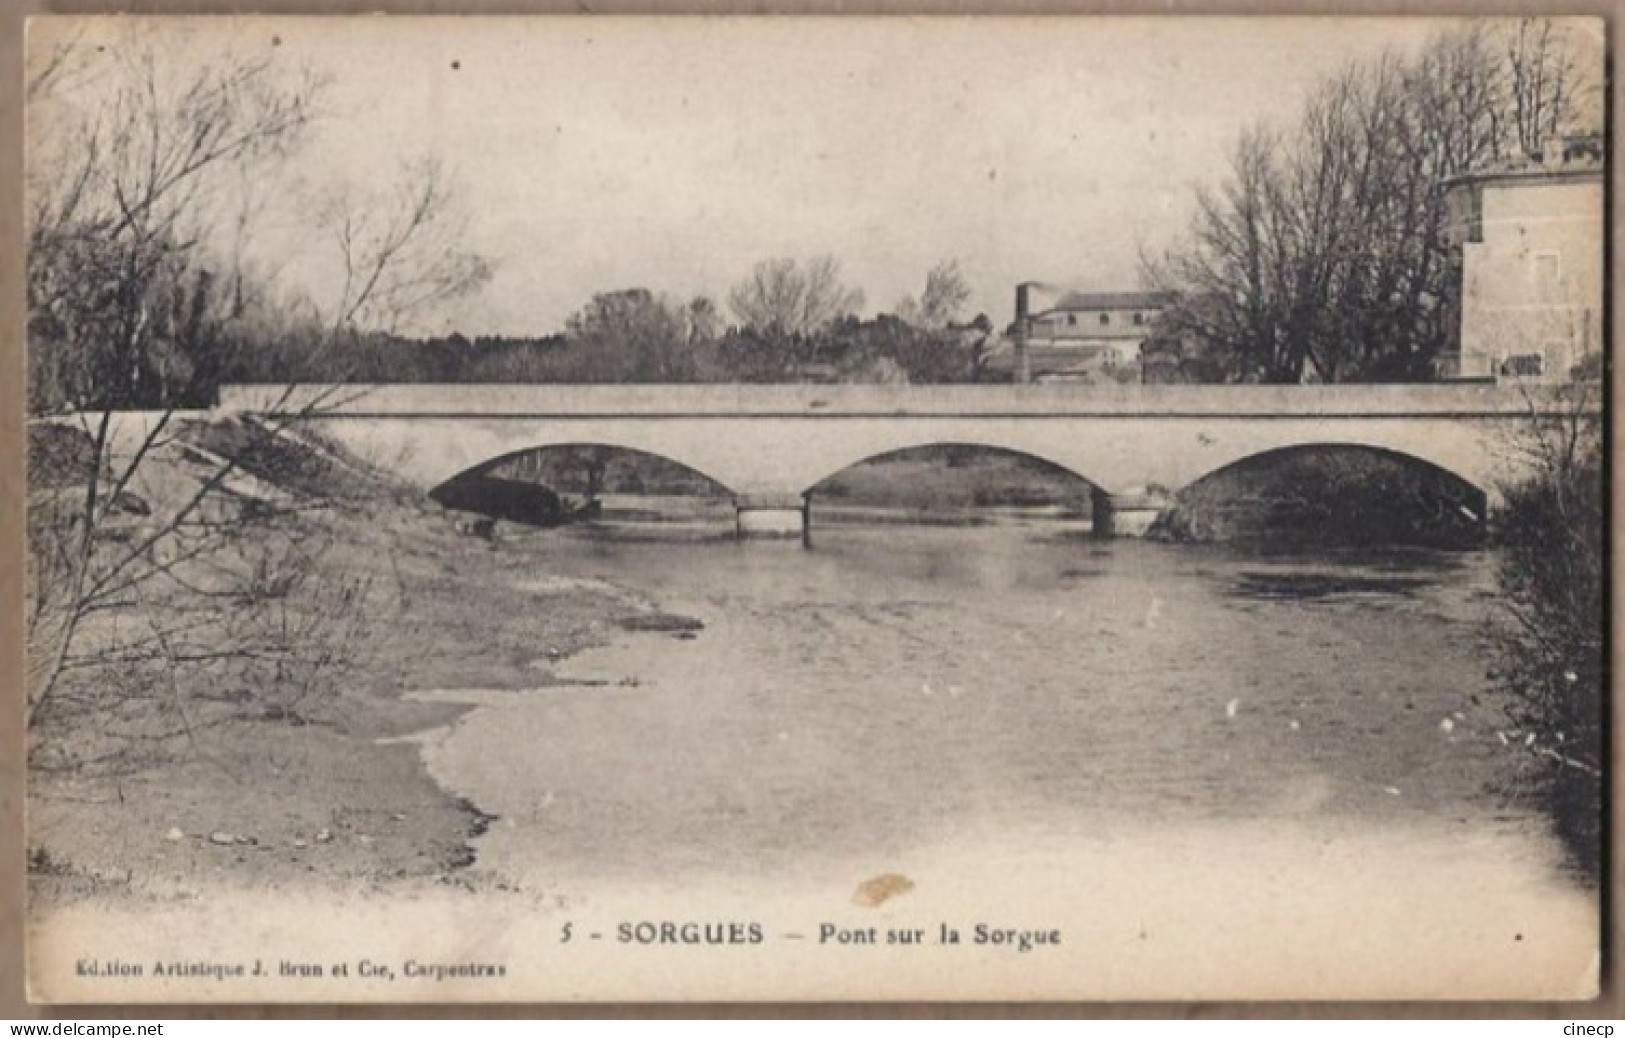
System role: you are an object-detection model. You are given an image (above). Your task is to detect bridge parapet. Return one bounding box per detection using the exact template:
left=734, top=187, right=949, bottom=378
left=217, top=381, right=1597, bottom=420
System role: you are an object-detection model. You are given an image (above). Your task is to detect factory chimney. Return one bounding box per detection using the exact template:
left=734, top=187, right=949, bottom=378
left=1013, top=282, right=1035, bottom=385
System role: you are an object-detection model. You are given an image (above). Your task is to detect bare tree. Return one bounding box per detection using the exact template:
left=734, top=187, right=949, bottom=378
left=1147, top=125, right=1295, bottom=381
left=324, top=158, right=492, bottom=338
left=1503, top=18, right=1601, bottom=160
left=24, top=29, right=488, bottom=753
left=27, top=32, right=316, bottom=727
left=727, top=255, right=864, bottom=337
left=918, top=260, right=972, bottom=330
left=27, top=35, right=321, bottom=412
left=896, top=259, right=972, bottom=331
left=1148, top=19, right=1597, bottom=383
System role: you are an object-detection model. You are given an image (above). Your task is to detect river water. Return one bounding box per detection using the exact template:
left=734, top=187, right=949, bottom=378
left=404, top=518, right=1598, bottom=999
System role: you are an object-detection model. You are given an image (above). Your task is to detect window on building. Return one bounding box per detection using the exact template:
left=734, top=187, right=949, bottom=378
left=1132, top=312, right=1145, bottom=326
left=1066, top=314, right=1077, bottom=326
left=1099, top=313, right=1110, bottom=326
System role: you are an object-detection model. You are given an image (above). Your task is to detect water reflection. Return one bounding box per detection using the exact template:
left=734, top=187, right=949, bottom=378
left=1226, top=572, right=1438, bottom=599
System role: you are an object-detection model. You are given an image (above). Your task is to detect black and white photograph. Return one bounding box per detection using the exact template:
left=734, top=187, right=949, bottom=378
left=20, top=14, right=1607, bottom=1002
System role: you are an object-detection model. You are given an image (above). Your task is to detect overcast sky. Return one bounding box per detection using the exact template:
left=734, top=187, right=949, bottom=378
left=43, top=16, right=1474, bottom=336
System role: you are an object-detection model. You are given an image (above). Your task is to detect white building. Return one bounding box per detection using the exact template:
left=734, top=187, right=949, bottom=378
left=1442, top=144, right=1604, bottom=381
left=988, top=285, right=1167, bottom=383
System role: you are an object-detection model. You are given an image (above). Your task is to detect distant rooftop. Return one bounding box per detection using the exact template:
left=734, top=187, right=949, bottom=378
left=1041, top=291, right=1169, bottom=313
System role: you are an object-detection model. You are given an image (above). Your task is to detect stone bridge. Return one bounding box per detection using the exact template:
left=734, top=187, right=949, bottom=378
left=218, top=382, right=1588, bottom=539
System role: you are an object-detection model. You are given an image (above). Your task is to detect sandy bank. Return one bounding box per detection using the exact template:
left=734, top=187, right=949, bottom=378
left=27, top=494, right=688, bottom=912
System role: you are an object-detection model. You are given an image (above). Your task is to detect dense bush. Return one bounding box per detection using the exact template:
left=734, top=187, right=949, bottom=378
left=1490, top=398, right=1604, bottom=870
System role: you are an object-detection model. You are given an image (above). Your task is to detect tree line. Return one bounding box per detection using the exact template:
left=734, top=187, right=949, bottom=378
left=216, top=257, right=996, bottom=387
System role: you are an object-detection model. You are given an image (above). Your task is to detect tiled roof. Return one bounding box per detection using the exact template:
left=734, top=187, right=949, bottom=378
left=1043, top=291, right=1168, bottom=313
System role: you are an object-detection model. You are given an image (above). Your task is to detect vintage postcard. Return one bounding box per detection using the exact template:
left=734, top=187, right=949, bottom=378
left=21, top=15, right=1606, bottom=1002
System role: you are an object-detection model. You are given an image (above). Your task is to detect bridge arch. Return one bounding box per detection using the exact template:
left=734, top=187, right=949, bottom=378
left=426, top=440, right=741, bottom=528
left=798, top=439, right=1104, bottom=499
left=1170, top=441, right=1491, bottom=545
left=443, top=440, right=739, bottom=497
left=429, top=439, right=741, bottom=498
left=1179, top=441, right=1488, bottom=500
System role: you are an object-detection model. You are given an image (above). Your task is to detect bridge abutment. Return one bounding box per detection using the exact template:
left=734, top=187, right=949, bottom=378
left=735, top=493, right=809, bottom=545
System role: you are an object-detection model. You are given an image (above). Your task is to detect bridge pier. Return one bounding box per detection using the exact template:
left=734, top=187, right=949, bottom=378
left=735, top=493, right=810, bottom=546
left=1090, top=489, right=1114, bottom=539
left=1091, top=488, right=1170, bottom=539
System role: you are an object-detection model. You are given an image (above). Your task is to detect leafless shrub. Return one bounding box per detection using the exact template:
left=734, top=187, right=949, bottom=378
left=24, top=24, right=486, bottom=766
left=28, top=503, right=384, bottom=773
left=1485, top=377, right=1603, bottom=869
